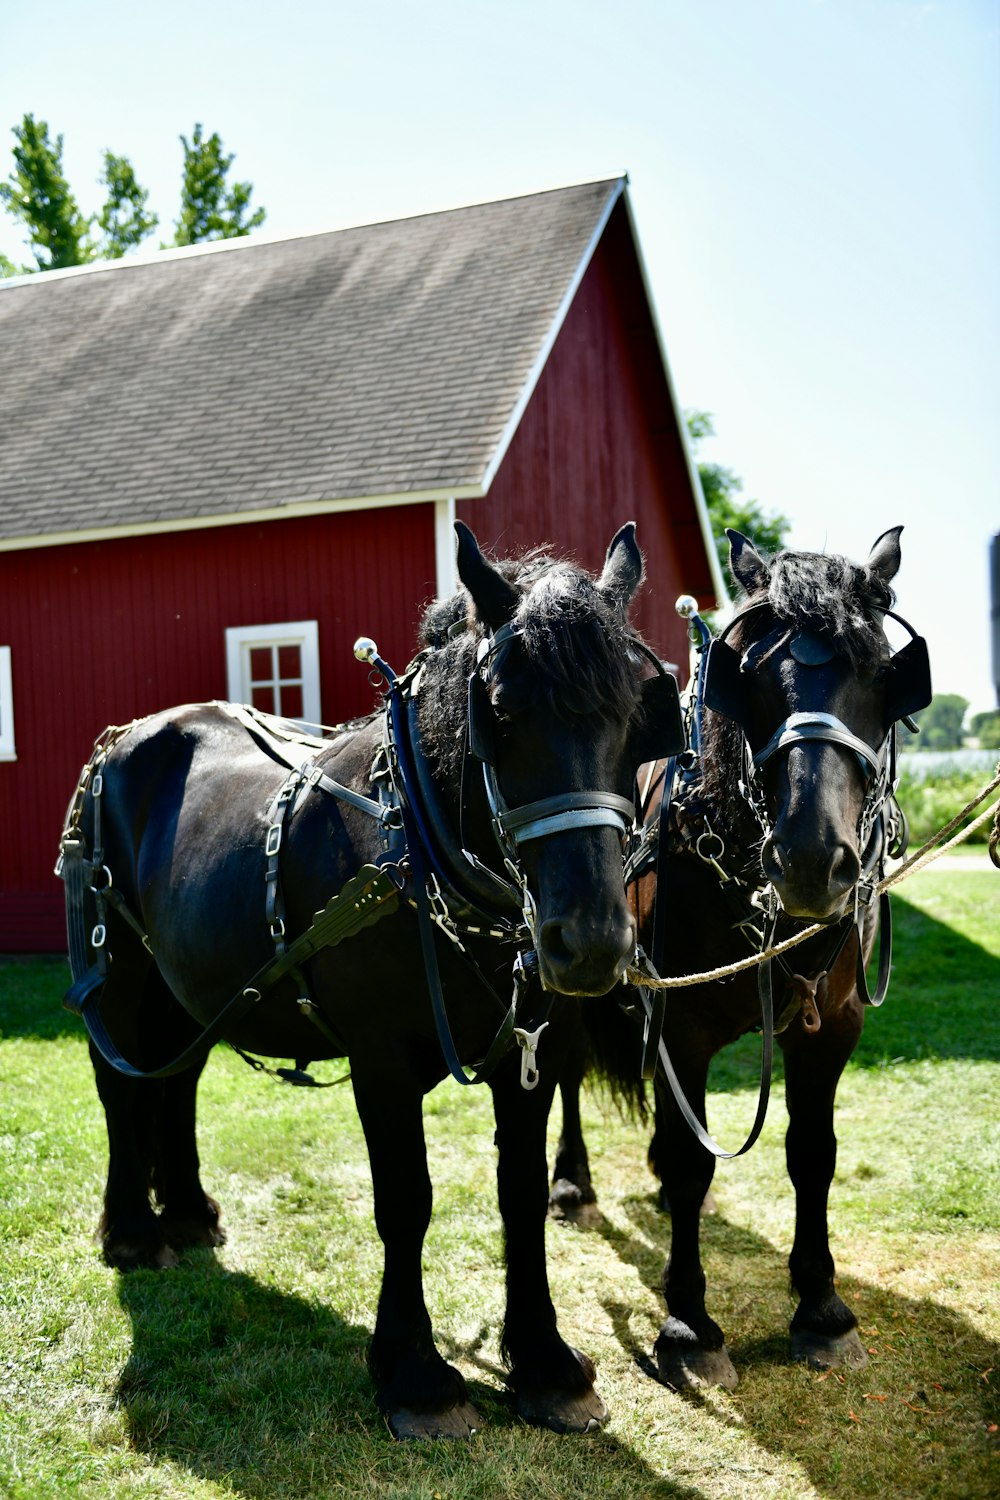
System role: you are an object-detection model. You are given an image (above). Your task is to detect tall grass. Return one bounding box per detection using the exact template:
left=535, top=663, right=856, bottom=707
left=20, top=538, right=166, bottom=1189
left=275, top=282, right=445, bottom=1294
left=1, top=867, right=997, bottom=1499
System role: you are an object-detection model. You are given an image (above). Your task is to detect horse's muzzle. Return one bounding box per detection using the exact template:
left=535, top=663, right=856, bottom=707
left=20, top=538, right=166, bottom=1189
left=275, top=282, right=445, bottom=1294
left=535, top=910, right=637, bottom=996
left=762, top=835, right=860, bottom=922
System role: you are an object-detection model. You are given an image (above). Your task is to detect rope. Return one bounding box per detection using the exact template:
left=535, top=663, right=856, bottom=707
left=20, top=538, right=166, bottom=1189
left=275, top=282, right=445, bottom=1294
left=627, top=769, right=1000, bottom=991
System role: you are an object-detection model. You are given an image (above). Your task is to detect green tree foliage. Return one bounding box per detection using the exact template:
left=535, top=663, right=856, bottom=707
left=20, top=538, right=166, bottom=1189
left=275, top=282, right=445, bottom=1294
left=911, top=693, right=969, bottom=751
left=174, top=123, right=266, bottom=246
left=686, top=411, right=790, bottom=587
left=0, top=114, right=94, bottom=271
left=96, top=150, right=158, bottom=259
left=2, top=115, right=265, bottom=276
left=969, top=709, right=1000, bottom=750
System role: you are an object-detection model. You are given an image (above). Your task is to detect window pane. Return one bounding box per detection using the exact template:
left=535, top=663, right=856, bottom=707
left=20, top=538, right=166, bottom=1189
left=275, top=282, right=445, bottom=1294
left=280, top=684, right=304, bottom=719
left=277, top=644, right=302, bottom=680
left=249, top=646, right=273, bottom=682
left=252, top=685, right=277, bottom=713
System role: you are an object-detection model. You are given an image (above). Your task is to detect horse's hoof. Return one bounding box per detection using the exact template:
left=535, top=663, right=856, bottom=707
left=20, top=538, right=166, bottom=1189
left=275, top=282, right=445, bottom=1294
left=160, top=1214, right=227, bottom=1251
left=548, top=1176, right=593, bottom=1212
left=515, top=1385, right=609, bottom=1433
left=102, top=1238, right=179, bottom=1271
left=387, top=1402, right=482, bottom=1441
left=653, top=1326, right=740, bottom=1392
left=792, top=1326, right=868, bottom=1370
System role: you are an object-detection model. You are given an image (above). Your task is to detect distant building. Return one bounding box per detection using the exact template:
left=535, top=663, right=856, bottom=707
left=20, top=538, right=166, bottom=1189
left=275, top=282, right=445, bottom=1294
left=0, top=177, right=722, bottom=950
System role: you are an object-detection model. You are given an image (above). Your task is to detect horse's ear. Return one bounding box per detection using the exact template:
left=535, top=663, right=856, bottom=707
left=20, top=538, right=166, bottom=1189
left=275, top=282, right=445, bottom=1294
left=598, top=521, right=643, bottom=610
left=866, top=526, right=903, bottom=585
left=454, top=521, right=519, bottom=629
left=726, top=529, right=771, bottom=596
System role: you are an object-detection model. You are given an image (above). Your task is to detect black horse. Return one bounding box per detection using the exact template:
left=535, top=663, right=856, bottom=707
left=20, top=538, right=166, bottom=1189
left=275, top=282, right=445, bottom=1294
left=550, top=527, right=931, bottom=1390
left=59, top=522, right=681, bottom=1438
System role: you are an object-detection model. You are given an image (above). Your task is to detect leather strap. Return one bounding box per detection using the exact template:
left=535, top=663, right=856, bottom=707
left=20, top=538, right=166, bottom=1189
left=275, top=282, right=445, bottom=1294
left=855, top=889, right=892, bottom=1006
left=66, top=865, right=400, bottom=1080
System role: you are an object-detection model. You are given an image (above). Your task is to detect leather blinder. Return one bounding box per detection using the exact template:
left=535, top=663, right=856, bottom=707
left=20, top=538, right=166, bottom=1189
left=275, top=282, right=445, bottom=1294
left=884, top=634, right=932, bottom=727
left=468, top=673, right=497, bottom=763
left=703, top=637, right=752, bottom=729
left=631, top=672, right=685, bottom=766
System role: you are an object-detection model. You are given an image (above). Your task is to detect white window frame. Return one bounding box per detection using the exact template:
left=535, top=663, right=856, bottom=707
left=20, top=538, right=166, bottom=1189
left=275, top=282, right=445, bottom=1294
left=225, top=620, right=321, bottom=725
left=0, top=647, right=14, bottom=762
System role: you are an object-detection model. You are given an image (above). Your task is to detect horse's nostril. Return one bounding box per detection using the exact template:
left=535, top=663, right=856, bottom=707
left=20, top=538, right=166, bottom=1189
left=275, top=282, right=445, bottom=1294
left=762, top=838, right=786, bottom=881
left=829, top=844, right=860, bottom=891
left=538, top=920, right=578, bottom=965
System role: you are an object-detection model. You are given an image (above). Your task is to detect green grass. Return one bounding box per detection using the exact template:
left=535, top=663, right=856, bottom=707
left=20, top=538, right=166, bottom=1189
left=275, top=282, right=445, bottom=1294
left=1, top=867, right=998, bottom=1499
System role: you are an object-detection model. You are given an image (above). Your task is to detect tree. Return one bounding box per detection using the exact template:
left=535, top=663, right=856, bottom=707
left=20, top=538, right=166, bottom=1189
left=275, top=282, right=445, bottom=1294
left=174, top=123, right=266, bottom=246
left=969, top=709, right=1000, bottom=750
left=97, top=150, right=158, bottom=259
left=2, top=115, right=264, bottom=276
left=911, top=693, right=969, bottom=751
left=686, top=411, right=790, bottom=588
left=0, top=114, right=94, bottom=271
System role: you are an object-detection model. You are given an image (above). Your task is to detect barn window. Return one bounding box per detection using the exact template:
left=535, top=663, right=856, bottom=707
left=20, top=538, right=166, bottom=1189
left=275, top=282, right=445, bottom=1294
left=0, top=647, right=14, bottom=761
left=225, top=621, right=321, bottom=725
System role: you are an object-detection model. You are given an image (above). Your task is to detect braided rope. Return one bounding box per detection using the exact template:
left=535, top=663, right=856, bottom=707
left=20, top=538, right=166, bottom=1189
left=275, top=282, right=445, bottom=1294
left=627, top=768, right=1000, bottom=991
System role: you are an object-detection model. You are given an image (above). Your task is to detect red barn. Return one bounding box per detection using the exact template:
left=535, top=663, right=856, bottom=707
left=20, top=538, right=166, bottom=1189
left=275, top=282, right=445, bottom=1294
left=0, top=177, right=721, bottom=952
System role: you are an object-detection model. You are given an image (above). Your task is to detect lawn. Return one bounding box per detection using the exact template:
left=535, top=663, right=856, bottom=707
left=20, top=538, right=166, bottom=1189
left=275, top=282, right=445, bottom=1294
left=0, top=865, right=997, bottom=1499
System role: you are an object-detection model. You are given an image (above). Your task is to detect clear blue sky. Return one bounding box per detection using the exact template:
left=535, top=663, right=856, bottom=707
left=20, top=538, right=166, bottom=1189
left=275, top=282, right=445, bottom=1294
left=3, top=0, right=998, bottom=712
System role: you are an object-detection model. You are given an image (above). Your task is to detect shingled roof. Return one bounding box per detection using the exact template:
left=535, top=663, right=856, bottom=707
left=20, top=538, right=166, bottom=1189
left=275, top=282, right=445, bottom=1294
left=0, top=177, right=627, bottom=547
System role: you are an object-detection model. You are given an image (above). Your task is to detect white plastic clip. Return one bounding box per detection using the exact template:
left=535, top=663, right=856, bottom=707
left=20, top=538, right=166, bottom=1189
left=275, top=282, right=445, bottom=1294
left=513, top=1021, right=548, bottom=1091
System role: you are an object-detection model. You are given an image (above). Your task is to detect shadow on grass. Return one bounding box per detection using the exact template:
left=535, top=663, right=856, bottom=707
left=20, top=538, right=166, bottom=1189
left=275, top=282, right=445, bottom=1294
left=0, top=957, right=82, bottom=1041
left=114, top=1249, right=707, bottom=1500
left=589, top=1194, right=999, bottom=1500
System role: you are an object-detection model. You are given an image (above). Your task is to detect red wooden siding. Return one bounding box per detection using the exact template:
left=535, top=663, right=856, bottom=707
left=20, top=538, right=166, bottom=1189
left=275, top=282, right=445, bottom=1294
left=0, top=505, right=435, bottom=951
left=459, top=196, right=714, bottom=673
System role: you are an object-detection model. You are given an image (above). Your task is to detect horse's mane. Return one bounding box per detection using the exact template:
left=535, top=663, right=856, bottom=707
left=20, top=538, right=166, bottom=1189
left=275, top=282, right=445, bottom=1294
left=417, top=548, right=642, bottom=782
left=698, top=546, right=896, bottom=855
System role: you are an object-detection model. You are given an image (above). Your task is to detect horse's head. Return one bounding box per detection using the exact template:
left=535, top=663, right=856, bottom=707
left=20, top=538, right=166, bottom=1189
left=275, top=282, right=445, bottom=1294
left=451, top=521, right=680, bottom=996
left=704, top=527, right=931, bottom=922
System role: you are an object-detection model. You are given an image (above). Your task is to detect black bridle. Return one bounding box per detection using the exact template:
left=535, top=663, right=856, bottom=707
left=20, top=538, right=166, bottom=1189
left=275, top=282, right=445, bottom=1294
left=465, top=620, right=682, bottom=931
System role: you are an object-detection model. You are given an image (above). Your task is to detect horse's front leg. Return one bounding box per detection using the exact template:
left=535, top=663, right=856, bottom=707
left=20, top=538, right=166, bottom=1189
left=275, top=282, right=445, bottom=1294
left=781, top=982, right=867, bottom=1371
left=351, top=1058, right=480, bottom=1440
left=649, top=1019, right=738, bottom=1390
left=491, top=1039, right=608, bottom=1432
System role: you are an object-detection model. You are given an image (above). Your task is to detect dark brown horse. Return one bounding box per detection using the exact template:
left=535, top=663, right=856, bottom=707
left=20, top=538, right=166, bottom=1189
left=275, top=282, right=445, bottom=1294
left=551, top=527, right=931, bottom=1389
left=59, top=522, right=682, bottom=1438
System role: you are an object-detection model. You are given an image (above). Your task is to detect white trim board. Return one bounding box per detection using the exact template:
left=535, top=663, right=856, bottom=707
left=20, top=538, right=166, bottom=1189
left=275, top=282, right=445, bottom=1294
left=0, top=488, right=485, bottom=555
left=0, top=646, right=15, bottom=761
